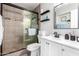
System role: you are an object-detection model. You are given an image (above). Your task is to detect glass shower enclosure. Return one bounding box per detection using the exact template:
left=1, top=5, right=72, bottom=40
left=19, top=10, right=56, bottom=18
left=23, top=10, right=38, bottom=47
left=2, top=4, right=38, bottom=55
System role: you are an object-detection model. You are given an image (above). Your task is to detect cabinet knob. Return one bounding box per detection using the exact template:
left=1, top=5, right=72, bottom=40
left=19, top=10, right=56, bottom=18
left=62, top=49, right=64, bottom=51
left=46, top=42, right=50, bottom=45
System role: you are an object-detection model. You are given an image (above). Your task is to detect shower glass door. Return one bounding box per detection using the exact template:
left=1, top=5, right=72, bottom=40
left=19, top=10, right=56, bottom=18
left=2, top=4, right=24, bottom=54
left=23, top=10, right=38, bottom=46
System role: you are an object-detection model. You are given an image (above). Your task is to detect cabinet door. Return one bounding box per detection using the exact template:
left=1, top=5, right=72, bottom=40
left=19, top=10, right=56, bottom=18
left=44, top=40, right=52, bottom=56
left=40, top=39, right=52, bottom=56
left=62, top=46, right=79, bottom=56
left=51, top=42, right=62, bottom=56
left=40, top=38, right=46, bottom=56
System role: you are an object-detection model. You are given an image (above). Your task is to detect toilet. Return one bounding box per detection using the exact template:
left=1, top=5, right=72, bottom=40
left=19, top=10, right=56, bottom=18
left=27, top=43, right=40, bottom=56
left=27, top=35, right=41, bottom=56
left=26, top=28, right=41, bottom=56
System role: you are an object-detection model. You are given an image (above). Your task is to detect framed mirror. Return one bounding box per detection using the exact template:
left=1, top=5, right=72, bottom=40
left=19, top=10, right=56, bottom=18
left=54, top=3, right=79, bottom=29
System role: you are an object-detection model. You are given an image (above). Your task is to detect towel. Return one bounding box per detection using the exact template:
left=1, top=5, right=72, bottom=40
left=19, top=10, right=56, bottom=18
left=0, top=15, right=4, bottom=46
left=28, top=28, right=36, bottom=36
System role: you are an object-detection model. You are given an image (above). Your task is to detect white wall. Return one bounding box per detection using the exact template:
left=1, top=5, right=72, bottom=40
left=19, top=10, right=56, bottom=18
left=40, top=3, right=79, bottom=36
left=40, top=3, right=54, bottom=35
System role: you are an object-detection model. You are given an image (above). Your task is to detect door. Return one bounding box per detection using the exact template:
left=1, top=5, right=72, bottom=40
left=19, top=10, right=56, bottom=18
left=40, top=38, right=52, bottom=56
left=62, top=46, right=79, bottom=56
left=44, top=39, right=52, bottom=56
left=51, top=42, right=62, bottom=56
left=40, top=38, right=46, bottom=56
left=2, top=4, right=24, bottom=54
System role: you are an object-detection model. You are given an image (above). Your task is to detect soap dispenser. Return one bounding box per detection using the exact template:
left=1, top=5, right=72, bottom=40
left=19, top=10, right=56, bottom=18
left=70, top=31, right=75, bottom=41
left=65, top=34, right=69, bottom=40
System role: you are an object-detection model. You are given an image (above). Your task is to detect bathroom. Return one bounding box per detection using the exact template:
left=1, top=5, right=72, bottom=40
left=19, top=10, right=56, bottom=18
left=0, top=3, right=79, bottom=56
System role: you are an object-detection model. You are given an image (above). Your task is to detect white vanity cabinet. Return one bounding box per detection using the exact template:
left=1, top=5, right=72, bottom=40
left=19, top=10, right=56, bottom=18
left=40, top=37, right=79, bottom=56
left=40, top=38, right=62, bottom=56
left=40, top=38, right=52, bottom=56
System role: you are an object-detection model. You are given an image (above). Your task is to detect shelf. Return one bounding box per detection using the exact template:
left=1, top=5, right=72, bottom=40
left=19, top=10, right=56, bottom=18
left=67, top=20, right=70, bottom=22
left=40, top=19, right=50, bottom=22
left=40, top=10, right=50, bottom=15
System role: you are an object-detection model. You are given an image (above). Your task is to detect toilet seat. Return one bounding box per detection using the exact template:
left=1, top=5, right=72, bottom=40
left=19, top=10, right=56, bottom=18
left=27, top=43, right=40, bottom=51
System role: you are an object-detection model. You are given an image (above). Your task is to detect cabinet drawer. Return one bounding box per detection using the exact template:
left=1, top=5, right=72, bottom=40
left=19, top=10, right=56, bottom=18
left=62, top=46, right=79, bottom=56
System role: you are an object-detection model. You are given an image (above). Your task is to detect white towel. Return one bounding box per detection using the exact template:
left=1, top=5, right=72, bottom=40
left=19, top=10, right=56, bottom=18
left=28, top=28, right=36, bottom=36
left=0, top=15, right=4, bottom=46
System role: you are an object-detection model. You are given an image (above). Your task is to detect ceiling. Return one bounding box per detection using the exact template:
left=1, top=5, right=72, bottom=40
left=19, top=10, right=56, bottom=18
left=13, top=3, right=39, bottom=11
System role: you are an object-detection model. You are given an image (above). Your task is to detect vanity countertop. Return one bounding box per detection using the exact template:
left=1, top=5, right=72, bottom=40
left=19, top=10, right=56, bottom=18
left=40, top=35, right=79, bottom=50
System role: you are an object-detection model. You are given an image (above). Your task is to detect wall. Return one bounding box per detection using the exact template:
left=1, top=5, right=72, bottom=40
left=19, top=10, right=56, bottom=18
left=39, top=3, right=79, bottom=37
left=40, top=3, right=54, bottom=35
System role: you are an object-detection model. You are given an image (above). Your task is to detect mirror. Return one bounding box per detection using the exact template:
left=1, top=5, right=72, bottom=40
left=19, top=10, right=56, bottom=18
left=54, top=3, right=79, bottom=29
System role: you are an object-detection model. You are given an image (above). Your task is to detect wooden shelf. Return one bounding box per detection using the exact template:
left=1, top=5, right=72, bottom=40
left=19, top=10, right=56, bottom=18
left=40, top=10, right=50, bottom=15
left=40, top=19, right=50, bottom=22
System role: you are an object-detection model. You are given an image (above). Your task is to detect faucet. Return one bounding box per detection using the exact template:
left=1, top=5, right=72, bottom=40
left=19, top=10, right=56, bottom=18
left=53, top=32, right=61, bottom=38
